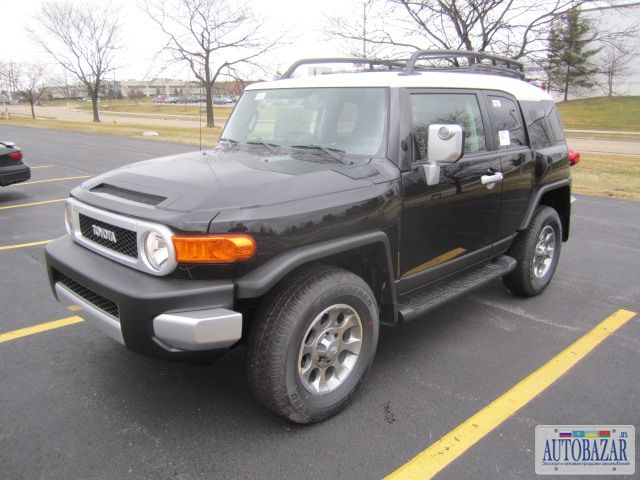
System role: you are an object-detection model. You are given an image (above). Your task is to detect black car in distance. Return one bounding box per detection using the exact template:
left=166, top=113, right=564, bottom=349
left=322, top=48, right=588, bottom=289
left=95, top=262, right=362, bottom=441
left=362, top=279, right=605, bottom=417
left=0, top=141, right=30, bottom=187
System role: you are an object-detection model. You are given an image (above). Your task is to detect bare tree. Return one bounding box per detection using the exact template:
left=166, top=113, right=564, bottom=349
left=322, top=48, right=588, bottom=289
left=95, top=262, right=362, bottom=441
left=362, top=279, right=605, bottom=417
left=598, top=44, right=636, bottom=97
left=328, top=0, right=600, bottom=63
left=327, top=1, right=397, bottom=58
left=145, top=0, right=280, bottom=128
left=11, top=64, right=51, bottom=119
left=30, top=1, right=121, bottom=122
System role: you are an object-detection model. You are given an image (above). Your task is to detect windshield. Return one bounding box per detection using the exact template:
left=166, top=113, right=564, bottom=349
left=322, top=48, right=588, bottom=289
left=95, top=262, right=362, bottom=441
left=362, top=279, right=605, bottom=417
left=221, top=87, right=388, bottom=156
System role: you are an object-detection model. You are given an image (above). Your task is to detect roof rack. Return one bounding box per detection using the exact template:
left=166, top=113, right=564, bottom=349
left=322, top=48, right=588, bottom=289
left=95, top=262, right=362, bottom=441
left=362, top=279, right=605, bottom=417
left=279, top=49, right=525, bottom=81
left=280, top=58, right=406, bottom=79
left=402, top=50, right=524, bottom=79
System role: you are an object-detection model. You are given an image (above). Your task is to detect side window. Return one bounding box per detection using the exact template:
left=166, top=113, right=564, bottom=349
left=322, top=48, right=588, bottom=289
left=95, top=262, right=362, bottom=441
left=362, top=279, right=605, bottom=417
left=411, top=93, right=486, bottom=160
left=487, top=95, right=526, bottom=149
left=520, top=101, right=552, bottom=149
left=547, top=105, right=566, bottom=142
left=520, top=99, right=565, bottom=148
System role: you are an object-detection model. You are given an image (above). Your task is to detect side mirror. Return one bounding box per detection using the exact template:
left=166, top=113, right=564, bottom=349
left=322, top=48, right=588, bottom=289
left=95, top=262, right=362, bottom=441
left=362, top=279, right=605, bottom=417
left=419, top=124, right=464, bottom=186
left=428, top=124, right=464, bottom=163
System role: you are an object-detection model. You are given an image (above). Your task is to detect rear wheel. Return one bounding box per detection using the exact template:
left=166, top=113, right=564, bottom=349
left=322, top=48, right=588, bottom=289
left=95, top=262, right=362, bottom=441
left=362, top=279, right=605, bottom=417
left=503, top=206, right=562, bottom=296
left=246, top=265, right=379, bottom=424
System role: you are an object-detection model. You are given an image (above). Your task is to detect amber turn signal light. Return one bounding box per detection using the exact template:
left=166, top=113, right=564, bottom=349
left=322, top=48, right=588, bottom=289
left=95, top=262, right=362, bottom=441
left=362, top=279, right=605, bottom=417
left=172, top=234, right=256, bottom=263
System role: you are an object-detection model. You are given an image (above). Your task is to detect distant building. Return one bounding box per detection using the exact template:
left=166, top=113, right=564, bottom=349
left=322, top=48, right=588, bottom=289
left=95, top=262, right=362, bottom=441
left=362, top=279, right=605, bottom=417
left=543, top=2, right=640, bottom=100
left=583, top=2, right=640, bottom=96
left=118, top=78, right=248, bottom=98
left=120, top=79, right=201, bottom=98
left=46, top=84, right=87, bottom=100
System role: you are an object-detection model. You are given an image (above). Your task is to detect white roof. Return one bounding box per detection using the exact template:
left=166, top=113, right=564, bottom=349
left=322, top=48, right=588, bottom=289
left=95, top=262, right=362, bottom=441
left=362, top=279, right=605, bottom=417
left=246, top=71, right=551, bottom=102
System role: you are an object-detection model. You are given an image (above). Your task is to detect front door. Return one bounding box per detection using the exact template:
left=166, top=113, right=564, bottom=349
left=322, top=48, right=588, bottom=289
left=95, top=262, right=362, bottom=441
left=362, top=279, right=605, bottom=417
left=399, top=90, right=502, bottom=285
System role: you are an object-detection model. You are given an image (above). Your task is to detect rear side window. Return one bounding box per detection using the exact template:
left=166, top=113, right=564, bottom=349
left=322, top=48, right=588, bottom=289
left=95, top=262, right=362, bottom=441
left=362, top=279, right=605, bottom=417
left=520, top=100, right=566, bottom=148
left=487, top=95, right=526, bottom=149
left=411, top=93, right=486, bottom=160
left=547, top=106, right=566, bottom=142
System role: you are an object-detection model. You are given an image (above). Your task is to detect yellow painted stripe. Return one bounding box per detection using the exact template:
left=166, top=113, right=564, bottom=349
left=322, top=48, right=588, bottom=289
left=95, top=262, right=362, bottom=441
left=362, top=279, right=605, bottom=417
left=19, top=175, right=90, bottom=186
left=385, top=308, right=637, bottom=480
left=0, top=240, right=52, bottom=251
left=0, top=198, right=65, bottom=210
left=30, top=165, right=55, bottom=169
left=0, top=316, right=84, bottom=343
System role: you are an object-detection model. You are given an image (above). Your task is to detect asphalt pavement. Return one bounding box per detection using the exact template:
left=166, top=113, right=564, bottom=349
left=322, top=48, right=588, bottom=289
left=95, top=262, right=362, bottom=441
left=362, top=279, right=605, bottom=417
left=1, top=125, right=638, bottom=480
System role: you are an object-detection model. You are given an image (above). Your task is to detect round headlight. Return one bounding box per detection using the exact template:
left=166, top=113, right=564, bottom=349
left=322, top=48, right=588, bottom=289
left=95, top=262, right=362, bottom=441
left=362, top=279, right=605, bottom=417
left=143, top=231, right=170, bottom=271
left=64, top=203, right=73, bottom=234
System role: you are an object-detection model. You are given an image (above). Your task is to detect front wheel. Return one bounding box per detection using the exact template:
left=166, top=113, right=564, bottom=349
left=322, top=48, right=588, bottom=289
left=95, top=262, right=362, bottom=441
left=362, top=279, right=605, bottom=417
left=246, top=265, right=379, bottom=424
left=503, top=206, right=562, bottom=297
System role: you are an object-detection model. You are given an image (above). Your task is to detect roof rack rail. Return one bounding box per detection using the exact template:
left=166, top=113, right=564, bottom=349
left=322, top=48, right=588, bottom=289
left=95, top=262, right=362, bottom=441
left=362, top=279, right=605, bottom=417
left=402, top=49, right=524, bottom=79
left=278, top=50, right=525, bottom=81
left=280, top=58, right=406, bottom=79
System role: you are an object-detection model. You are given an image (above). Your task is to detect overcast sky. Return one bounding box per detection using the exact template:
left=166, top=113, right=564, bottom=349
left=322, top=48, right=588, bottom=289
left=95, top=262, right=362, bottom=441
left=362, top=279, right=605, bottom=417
left=2, top=0, right=638, bottom=84
left=0, top=0, right=366, bottom=82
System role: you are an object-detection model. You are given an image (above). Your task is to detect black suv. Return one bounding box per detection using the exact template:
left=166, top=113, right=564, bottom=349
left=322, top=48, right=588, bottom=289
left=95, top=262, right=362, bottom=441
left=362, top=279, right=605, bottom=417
left=45, top=51, right=574, bottom=423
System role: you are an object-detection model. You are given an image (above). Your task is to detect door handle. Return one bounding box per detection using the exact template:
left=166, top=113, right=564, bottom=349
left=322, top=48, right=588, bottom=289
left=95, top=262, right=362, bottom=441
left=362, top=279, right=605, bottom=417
left=481, top=172, right=503, bottom=185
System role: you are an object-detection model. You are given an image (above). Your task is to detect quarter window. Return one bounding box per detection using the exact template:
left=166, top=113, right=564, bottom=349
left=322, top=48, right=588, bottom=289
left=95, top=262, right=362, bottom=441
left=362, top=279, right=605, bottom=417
left=411, top=93, right=486, bottom=160
left=520, top=100, right=566, bottom=148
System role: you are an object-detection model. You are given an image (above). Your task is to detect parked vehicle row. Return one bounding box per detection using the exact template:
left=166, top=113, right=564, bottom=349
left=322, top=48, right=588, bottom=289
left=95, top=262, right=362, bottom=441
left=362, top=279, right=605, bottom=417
left=152, top=95, right=238, bottom=105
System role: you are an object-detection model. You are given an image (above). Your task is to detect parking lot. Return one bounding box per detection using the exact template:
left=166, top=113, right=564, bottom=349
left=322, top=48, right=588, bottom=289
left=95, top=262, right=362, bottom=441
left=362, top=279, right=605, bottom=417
left=1, top=124, right=638, bottom=479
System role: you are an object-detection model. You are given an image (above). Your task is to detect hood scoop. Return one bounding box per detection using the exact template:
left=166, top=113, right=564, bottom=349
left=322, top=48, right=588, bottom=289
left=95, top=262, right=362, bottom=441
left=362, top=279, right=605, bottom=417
left=90, top=183, right=167, bottom=207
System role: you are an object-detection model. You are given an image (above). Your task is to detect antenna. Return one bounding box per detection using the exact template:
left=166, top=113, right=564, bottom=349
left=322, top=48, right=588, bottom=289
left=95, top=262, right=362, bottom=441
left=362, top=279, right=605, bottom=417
left=199, top=70, right=203, bottom=151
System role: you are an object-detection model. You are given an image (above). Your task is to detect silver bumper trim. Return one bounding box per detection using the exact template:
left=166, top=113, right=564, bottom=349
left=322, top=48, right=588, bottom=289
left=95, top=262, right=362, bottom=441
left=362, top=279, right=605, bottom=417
left=54, top=283, right=124, bottom=345
left=153, top=308, right=242, bottom=351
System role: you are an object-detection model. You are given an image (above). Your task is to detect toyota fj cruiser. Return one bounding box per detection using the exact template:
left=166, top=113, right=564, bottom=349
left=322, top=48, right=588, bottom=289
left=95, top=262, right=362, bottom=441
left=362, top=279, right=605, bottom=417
left=45, top=50, right=575, bottom=424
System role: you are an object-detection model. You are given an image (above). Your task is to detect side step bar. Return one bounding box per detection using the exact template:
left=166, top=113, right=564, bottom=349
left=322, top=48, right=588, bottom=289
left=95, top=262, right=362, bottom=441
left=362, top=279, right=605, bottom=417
left=398, top=255, right=516, bottom=323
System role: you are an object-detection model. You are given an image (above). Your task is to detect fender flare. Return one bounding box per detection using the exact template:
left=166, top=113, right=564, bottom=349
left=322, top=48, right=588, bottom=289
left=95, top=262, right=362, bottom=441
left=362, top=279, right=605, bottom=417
left=236, top=231, right=397, bottom=306
left=518, top=179, right=570, bottom=231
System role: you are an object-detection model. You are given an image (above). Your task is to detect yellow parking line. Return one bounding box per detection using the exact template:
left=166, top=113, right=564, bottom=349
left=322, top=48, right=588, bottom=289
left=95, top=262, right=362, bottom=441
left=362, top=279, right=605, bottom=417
left=0, top=316, right=84, bottom=343
left=0, top=240, right=52, bottom=251
left=19, top=175, right=90, bottom=186
left=0, top=199, right=65, bottom=210
left=30, top=165, right=55, bottom=169
left=385, top=308, right=637, bottom=480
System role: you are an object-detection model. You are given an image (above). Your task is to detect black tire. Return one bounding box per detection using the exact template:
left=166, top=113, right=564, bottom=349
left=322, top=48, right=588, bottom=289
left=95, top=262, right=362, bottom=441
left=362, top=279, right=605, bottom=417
left=246, top=265, right=379, bottom=424
left=503, top=206, right=562, bottom=297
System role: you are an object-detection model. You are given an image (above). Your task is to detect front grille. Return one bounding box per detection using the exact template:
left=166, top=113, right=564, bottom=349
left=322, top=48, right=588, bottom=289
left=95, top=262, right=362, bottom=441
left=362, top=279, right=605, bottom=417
left=90, top=183, right=166, bottom=206
left=57, top=272, right=120, bottom=319
left=79, top=214, right=138, bottom=258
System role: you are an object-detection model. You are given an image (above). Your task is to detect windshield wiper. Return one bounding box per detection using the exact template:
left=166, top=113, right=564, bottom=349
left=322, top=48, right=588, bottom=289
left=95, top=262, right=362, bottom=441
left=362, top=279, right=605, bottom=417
left=290, top=145, right=347, bottom=162
left=246, top=139, right=280, bottom=154
left=219, top=137, right=239, bottom=145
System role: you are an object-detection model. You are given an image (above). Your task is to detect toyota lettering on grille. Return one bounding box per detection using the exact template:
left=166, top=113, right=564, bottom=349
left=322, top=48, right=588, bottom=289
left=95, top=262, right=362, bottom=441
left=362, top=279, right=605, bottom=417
left=91, top=224, right=118, bottom=243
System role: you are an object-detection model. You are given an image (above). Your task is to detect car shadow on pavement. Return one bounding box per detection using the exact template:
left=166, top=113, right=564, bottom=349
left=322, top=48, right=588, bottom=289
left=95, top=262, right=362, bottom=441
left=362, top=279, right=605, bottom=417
left=88, top=283, right=506, bottom=434
left=0, top=190, right=30, bottom=203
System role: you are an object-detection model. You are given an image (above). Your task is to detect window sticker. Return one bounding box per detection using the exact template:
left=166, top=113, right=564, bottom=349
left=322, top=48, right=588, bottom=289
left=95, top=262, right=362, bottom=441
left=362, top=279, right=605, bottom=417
left=498, top=130, right=511, bottom=146
left=255, top=92, right=266, bottom=100
left=492, top=99, right=502, bottom=108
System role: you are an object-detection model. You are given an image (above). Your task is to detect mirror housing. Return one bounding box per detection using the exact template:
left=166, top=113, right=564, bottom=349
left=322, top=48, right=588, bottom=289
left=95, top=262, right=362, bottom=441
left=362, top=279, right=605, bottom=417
left=419, top=124, right=464, bottom=186
left=427, top=124, right=464, bottom=163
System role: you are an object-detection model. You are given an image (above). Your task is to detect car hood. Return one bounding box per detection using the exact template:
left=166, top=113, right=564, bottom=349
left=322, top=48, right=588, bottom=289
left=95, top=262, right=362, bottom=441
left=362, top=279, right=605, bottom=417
left=73, top=146, right=386, bottom=230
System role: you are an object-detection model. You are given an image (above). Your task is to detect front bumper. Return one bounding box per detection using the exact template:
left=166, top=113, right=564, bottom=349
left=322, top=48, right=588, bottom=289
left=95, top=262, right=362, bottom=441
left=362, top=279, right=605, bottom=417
left=45, top=235, right=242, bottom=359
left=0, top=164, right=31, bottom=186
